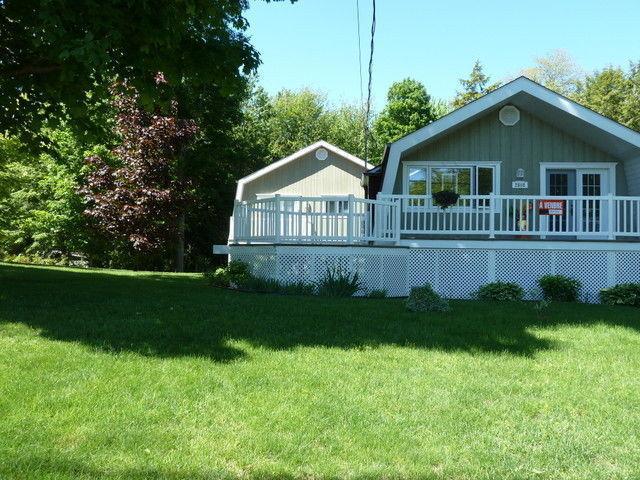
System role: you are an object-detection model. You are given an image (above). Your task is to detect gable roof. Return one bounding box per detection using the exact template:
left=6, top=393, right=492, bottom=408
left=381, top=76, right=640, bottom=193
left=235, top=140, right=367, bottom=201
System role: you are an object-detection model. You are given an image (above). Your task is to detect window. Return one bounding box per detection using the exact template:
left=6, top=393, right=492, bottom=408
left=325, top=200, right=349, bottom=214
left=404, top=163, right=499, bottom=208
left=431, top=167, right=472, bottom=195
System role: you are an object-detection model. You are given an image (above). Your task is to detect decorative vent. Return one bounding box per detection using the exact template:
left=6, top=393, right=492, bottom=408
left=315, top=147, right=328, bottom=161
left=499, top=105, right=520, bottom=126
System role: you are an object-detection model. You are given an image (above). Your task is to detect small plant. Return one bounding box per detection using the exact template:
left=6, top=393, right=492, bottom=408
left=599, top=283, right=640, bottom=307
left=316, top=267, right=362, bottom=297
left=203, top=260, right=251, bottom=288
left=204, top=267, right=230, bottom=287
left=538, top=275, right=581, bottom=302
left=368, top=289, right=388, bottom=299
left=405, top=284, right=450, bottom=312
left=474, top=281, right=524, bottom=302
left=432, top=190, right=460, bottom=209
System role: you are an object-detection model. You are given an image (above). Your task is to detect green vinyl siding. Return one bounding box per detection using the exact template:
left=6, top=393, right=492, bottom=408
left=395, top=107, right=626, bottom=195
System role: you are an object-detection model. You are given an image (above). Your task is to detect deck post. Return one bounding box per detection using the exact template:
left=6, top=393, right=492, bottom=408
left=231, top=200, right=240, bottom=243
left=607, top=193, right=615, bottom=240
left=394, top=197, right=402, bottom=243
left=274, top=194, right=281, bottom=244
left=347, top=194, right=354, bottom=244
left=489, top=193, right=496, bottom=239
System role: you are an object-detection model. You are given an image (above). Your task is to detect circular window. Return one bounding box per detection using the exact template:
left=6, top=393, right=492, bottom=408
left=499, top=105, right=520, bottom=126
left=315, top=147, right=328, bottom=161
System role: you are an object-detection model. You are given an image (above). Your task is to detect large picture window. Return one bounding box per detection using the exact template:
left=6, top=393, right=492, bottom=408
left=405, top=163, right=499, bottom=207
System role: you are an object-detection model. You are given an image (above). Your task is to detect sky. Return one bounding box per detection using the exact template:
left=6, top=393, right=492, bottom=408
left=244, top=0, right=640, bottom=109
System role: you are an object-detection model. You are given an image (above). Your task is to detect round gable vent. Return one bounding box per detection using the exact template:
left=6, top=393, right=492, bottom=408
left=499, top=105, right=520, bottom=126
left=315, top=147, right=328, bottom=161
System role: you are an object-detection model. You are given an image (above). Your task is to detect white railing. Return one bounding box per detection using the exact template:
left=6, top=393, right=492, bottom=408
left=231, top=194, right=640, bottom=244
left=231, top=195, right=399, bottom=244
left=381, top=194, right=640, bottom=239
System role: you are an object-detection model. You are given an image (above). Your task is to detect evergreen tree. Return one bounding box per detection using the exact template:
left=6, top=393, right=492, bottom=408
left=452, top=61, right=501, bottom=109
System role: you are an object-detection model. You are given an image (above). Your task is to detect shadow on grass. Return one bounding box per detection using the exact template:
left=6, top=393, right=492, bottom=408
left=1, top=263, right=639, bottom=361
left=2, top=455, right=399, bottom=480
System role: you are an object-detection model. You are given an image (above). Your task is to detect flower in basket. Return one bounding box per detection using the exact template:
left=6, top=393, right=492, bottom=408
left=432, top=190, right=460, bottom=209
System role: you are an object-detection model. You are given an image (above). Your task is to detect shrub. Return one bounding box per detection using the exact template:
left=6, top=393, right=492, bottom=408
left=538, top=275, right=581, bottom=302
left=236, top=275, right=282, bottom=293
left=599, top=283, right=640, bottom=307
left=203, top=267, right=230, bottom=287
left=405, top=284, right=450, bottom=312
left=316, top=267, right=362, bottom=297
left=203, top=260, right=251, bottom=288
left=226, top=260, right=252, bottom=286
left=368, top=289, right=388, bottom=299
left=474, top=281, right=524, bottom=302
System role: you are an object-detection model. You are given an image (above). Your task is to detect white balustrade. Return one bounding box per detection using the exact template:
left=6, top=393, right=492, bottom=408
left=230, top=194, right=640, bottom=244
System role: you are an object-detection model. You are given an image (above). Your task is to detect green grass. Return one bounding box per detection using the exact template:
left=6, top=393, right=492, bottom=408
left=1, top=262, right=640, bottom=480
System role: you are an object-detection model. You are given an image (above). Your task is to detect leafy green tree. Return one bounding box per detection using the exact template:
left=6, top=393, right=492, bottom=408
left=267, top=89, right=327, bottom=159
left=577, top=62, right=640, bottom=131
left=577, top=67, right=629, bottom=121
left=522, top=49, right=584, bottom=97
left=0, top=129, right=95, bottom=258
left=0, top=0, right=291, bottom=135
left=452, top=61, right=501, bottom=109
left=372, top=79, right=441, bottom=159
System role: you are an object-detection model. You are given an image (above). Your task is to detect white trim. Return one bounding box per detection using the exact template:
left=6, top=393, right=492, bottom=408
left=539, top=162, right=617, bottom=195
left=381, top=76, right=640, bottom=194
left=235, top=141, right=367, bottom=201
left=396, top=239, right=640, bottom=251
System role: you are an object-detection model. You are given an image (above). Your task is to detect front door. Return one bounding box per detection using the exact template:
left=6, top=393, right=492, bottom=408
left=577, top=169, right=609, bottom=237
left=546, top=170, right=575, bottom=233
left=544, top=168, right=610, bottom=237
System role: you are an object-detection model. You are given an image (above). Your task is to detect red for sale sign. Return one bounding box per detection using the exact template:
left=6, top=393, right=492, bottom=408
left=538, top=199, right=565, bottom=215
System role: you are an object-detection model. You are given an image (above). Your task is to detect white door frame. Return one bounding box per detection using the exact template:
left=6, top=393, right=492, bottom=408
left=539, top=162, right=617, bottom=195
left=539, top=162, right=616, bottom=239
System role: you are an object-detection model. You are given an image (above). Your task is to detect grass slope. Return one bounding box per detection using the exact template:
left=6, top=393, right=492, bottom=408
left=1, top=263, right=639, bottom=479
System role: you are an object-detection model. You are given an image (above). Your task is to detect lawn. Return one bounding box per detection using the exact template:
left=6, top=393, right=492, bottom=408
left=1, top=263, right=640, bottom=480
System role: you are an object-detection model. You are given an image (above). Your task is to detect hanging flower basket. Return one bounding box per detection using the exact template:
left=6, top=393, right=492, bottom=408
left=432, top=190, right=460, bottom=209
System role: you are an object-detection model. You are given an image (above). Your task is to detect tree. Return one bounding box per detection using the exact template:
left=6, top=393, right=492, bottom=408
left=452, top=61, right=501, bottom=109
left=0, top=128, right=94, bottom=258
left=268, top=89, right=327, bottom=160
left=372, top=79, right=439, bottom=151
left=0, top=0, right=292, bottom=136
left=577, top=62, right=640, bottom=131
left=577, top=67, right=629, bottom=122
left=522, top=49, right=584, bottom=97
left=80, top=81, right=197, bottom=271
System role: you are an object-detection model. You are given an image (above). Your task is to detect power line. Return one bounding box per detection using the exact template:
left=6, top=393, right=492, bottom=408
left=355, top=0, right=364, bottom=107
left=363, top=0, right=376, bottom=170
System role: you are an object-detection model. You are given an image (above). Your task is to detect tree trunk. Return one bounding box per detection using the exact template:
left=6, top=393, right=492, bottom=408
left=175, top=211, right=185, bottom=272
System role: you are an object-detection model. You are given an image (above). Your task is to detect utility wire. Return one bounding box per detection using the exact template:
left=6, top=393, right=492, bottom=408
left=363, top=0, right=376, bottom=171
left=356, top=0, right=364, bottom=107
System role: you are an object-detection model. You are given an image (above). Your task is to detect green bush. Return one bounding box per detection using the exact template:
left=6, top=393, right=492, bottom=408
left=203, top=260, right=251, bottom=288
left=599, top=283, right=640, bottom=307
left=474, top=281, right=524, bottom=302
left=316, top=267, right=362, bottom=297
left=204, top=267, right=230, bottom=287
left=204, top=261, right=315, bottom=296
left=405, top=284, right=450, bottom=312
left=368, top=289, right=388, bottom=299
left=539, top=275, right=582, bottom=302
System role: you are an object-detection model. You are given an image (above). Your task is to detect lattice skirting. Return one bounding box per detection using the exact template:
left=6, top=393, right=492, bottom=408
left=229, top=244, right=640, bottom=302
